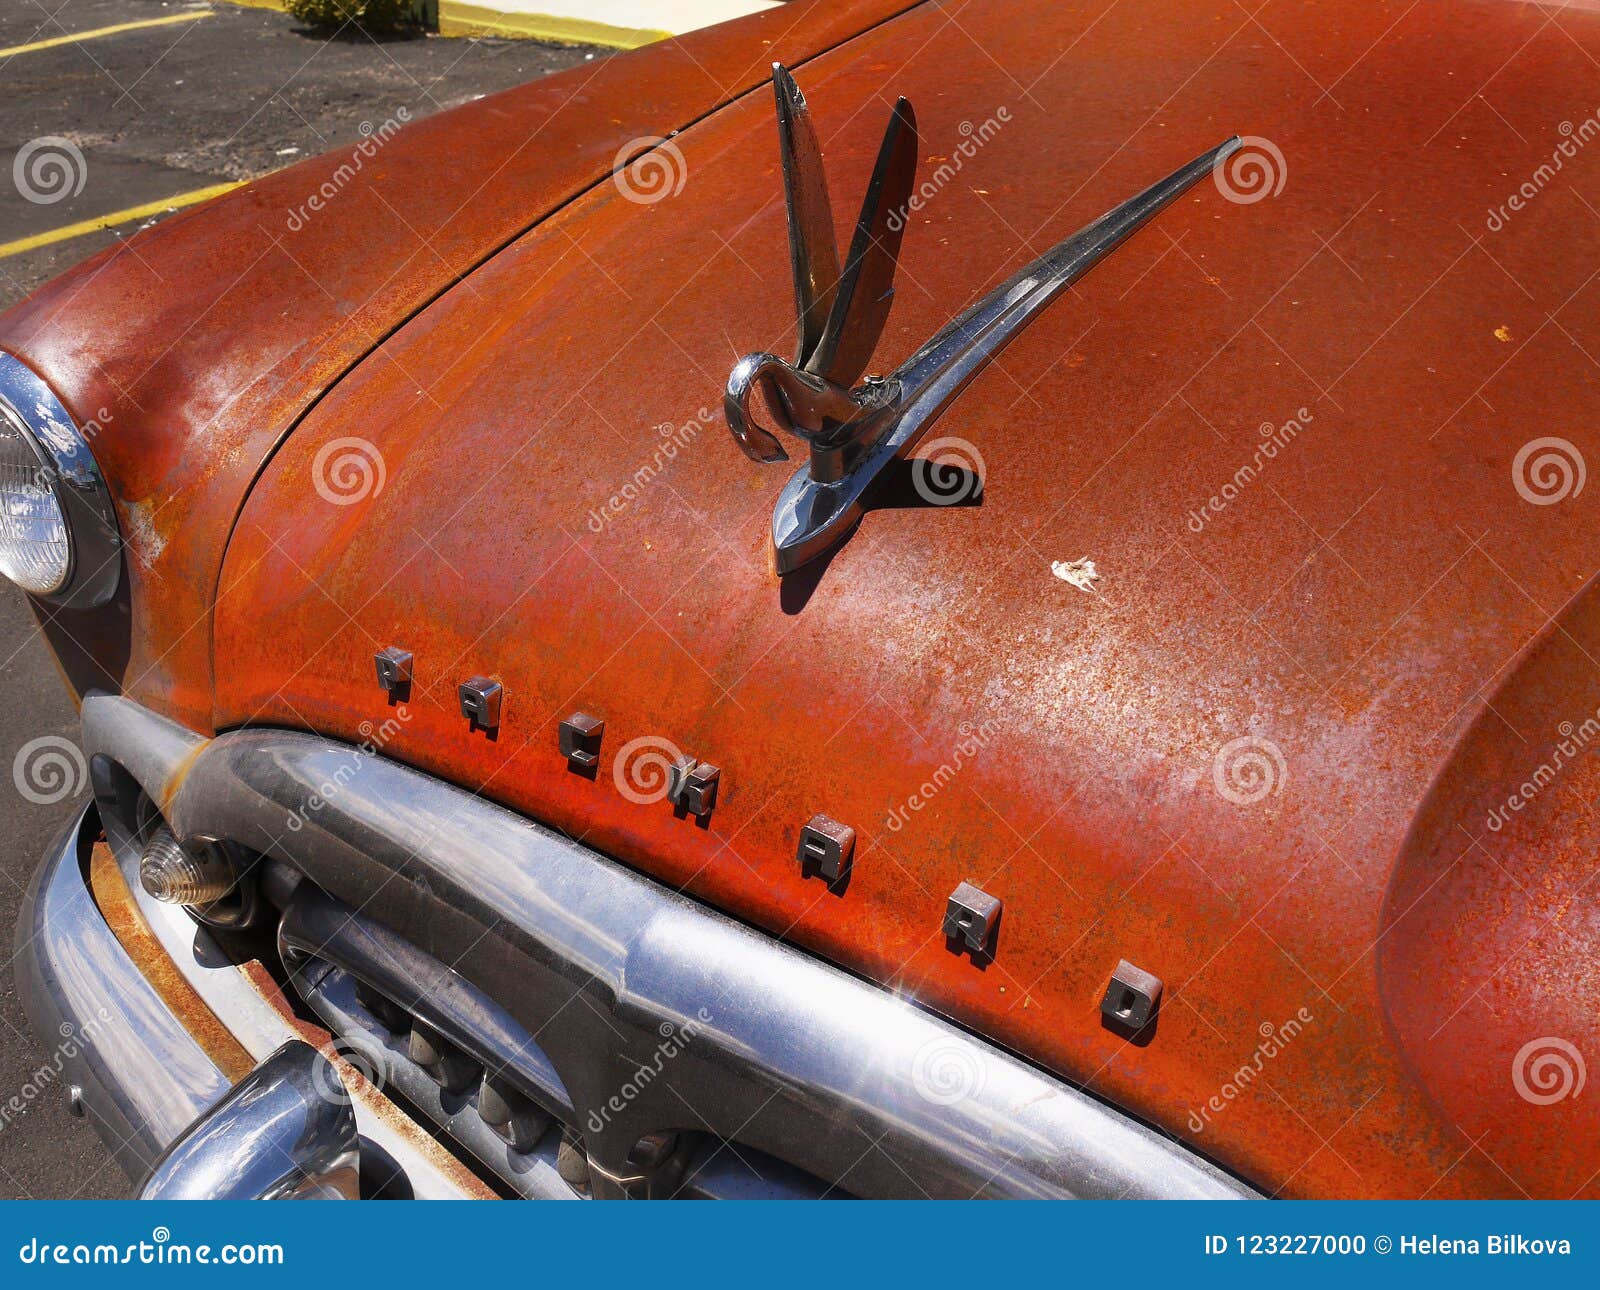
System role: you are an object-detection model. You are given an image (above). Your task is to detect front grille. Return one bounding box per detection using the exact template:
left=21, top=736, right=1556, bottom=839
left=81, top=693, right=1255, bottom=1200
left=278, top=881, right=832, bottom=1199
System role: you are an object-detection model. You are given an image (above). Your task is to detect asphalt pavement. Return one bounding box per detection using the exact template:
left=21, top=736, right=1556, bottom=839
left=0, top=0, right=602, bottom=1199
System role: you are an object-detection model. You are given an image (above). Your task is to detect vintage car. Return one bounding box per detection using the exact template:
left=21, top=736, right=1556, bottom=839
left=6, top=0, right=1595, bottom=1199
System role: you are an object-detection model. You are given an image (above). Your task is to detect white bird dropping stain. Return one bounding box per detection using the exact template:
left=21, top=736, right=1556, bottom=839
left=1051, top=557, right=1100, bottom=592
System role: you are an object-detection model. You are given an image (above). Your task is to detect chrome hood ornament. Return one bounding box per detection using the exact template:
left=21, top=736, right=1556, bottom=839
left=726, top=63, right=1240, bottom=574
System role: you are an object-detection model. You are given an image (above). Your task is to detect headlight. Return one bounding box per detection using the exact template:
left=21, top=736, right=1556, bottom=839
left=0, top=352, right=120, bottom=608
left=0, top=412, right=69, bottom=594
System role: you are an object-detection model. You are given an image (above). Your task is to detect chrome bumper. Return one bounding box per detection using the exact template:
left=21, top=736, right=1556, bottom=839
left=139, top=1040, right=360, bottom=1200
left=15, top=801, right=232, bottom=1180
left=30, top=693, right=1255, bottom=1200
left=16, top=800, right=488, bottom=1198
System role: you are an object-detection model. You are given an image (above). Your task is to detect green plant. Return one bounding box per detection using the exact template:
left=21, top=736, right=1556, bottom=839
left=285, top=0, right=417, bottom=33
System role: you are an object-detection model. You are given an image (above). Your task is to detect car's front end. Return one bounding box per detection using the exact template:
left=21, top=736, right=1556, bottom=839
left=19, top=692, right=1247, bottom=1197
left=8, top=0, right=1600, bottom=1201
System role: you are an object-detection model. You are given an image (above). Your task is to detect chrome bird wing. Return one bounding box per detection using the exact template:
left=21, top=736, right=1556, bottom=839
left=725, top=63, right=1240, bottom=574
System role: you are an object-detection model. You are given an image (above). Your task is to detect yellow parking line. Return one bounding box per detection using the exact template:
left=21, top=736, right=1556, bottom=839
left=0, top=181, right=246, bottom=260
left=437, top=3, right=671, bottom=47
left=0, top=11, right=214, bottom=60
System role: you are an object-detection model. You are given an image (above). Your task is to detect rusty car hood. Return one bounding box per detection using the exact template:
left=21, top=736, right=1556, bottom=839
left=212, top=0, right=1600, bottom=1198
left=0, top=0, right=919, bottom=727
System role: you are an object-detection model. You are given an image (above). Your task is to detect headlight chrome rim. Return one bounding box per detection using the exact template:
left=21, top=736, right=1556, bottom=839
left=0, top=351, right=120, bottom=609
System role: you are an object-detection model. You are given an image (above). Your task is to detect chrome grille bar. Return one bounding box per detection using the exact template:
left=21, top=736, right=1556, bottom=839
left=82, top=694, right=1255, bottom=1200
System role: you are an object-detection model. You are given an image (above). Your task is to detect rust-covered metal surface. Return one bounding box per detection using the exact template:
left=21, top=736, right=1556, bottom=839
left=210, top=0, right=1600, bottom=1198
left=0, top=0, right=920, bottom=725
left=10, top=0, right=1600, bottom=1199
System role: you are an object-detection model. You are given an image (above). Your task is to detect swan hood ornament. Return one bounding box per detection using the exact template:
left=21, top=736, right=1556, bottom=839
left=725, top=63, right=1240, bottom=575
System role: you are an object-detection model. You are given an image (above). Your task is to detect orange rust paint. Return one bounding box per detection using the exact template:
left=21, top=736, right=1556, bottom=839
left=8, top=0, right=1600, bottom=1200
left=0, top=0, right=922, bottom=730
left=156, top=741, right=208, bottom=820
left=209, top=0, right=1600, bottom=1199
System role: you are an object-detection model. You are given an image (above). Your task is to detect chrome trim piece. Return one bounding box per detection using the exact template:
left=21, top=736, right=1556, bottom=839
left=20, top=753, right=484, bottom=1198
left=0, top=351, right=121, bottom=607
left=289, top=963, right=577, bottom=1200
left=140, top=1041, right=360, bottom=1200
left=14, top=802, right=232, bottom=1180
left=277, top=881, right=574, bottom=1122
left=279, top=886, right=827, bottom=1199
left=725, top=67, right=1240, bottom=573
left=81, top=693, right=1256, bottom=1200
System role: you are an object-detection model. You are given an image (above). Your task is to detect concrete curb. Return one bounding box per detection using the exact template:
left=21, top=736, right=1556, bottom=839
left=437, top=1, right=668, bottom=46
left=217, top=0, right=780, bottom=48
